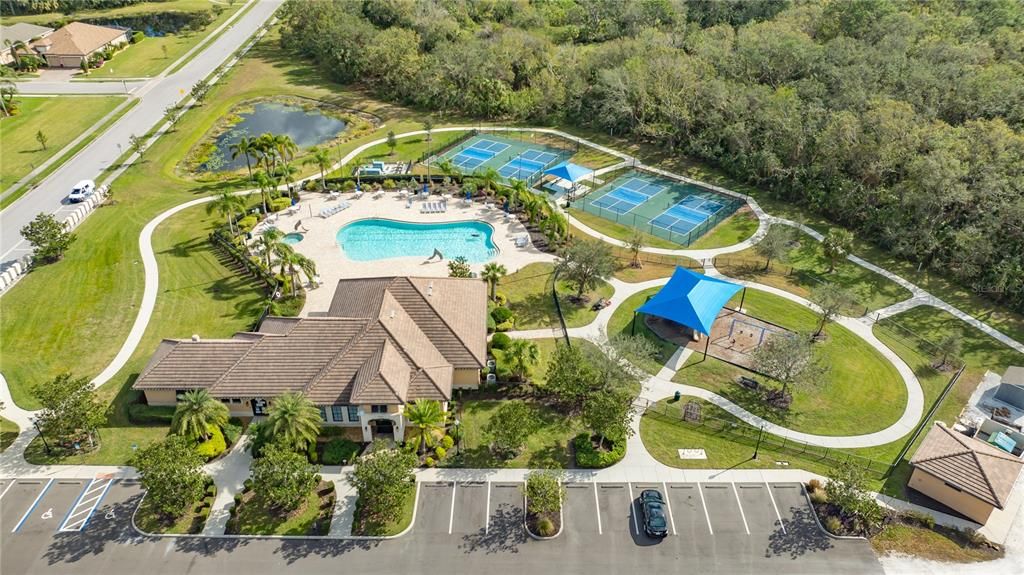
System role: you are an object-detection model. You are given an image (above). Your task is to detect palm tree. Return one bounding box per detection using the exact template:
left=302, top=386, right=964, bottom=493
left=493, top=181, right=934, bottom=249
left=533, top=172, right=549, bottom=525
left=404, top=399, right=446, bottom=455
left=303, top=147, right=332, bottom=190
left=254, top=133, right=276, bottom=174
left=253, top=170, right=275, bottom=213
left=508, top=179, right=529, bottom=211
left=171, top=389, right=229, bottom=441
left=5, top=40, right=27, bottom=71
left=260, top=228, right=285, bottom=268
left=626, top=230, right=645, bottom=269
left=505, top=338, right=540, bottom=382
left=436, top=159, right=456, bottom=178
left=207, top=191, right=245, bottom=235
left=229, top=136, right=256, bottom=182
left=0, top=80, right=17, bottom=117
left=276, top=245, right=316, bottom=296
left=480, top=262, right=507, bottom=300
left=266, top=392, right=322, bottom=451
left=274, top=134, right=297, bottom=175
left=542, top=209, right=568, bottom=243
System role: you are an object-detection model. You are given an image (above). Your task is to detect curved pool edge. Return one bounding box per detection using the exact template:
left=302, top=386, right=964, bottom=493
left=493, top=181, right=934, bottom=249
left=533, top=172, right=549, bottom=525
left=336, top=217, right=500, bottom=263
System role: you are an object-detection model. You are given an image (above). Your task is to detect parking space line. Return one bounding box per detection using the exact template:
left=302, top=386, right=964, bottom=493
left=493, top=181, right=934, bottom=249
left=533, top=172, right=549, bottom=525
left=60, top=477, right=114, bottom=532
left=661, top=482, right=677, bottom=535
left=627, top=482, right=638, bottom=535
left=593, top=482, right=602, bottom=535
left=0, top=481, right=14, bottom=500
left=765, top=481, right=786, bottom=534
left=13, top=479, right=53, bottom=532
left=485, top=481, right=491, bottom=534
left=730, top=482, right=750, bottom=535
left=696, top=483, right=713, bottom=535
left=448, top=482, right=457, bottom=535
left=57, top=481, right=91, bottom=532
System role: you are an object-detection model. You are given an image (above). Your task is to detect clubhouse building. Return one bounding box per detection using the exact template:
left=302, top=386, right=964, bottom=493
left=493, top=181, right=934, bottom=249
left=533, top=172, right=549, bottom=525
left=134, top=276, right=487, bottom=442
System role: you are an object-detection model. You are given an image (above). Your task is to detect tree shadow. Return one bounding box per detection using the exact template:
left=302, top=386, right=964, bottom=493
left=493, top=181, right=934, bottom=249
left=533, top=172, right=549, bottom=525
left=764, top=505, right=835, bottom=559
left=508, top=291, right=557, bottom=330
left=459, top=505, right=527, bottom=555
left=273, top=538, right=380, bottom=563
left=42, top=493, right=147, bottom=565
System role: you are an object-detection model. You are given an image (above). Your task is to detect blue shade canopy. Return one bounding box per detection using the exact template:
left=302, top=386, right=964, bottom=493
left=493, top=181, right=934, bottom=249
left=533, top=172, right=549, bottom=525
left=543, top=161, right=592, bottom=183
left=636, top=267, right=742, bottom=335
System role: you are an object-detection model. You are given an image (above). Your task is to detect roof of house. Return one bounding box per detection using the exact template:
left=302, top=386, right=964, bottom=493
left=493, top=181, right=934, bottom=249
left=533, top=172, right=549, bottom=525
left=911, top=422, right=1024, bottom=509
left=1003, top=366, right=1024, bottom=387
left=32, top=22, right=126, bottom=56
left=133, top=277, right=484, bottom=405
left=1, top=23, right=53, bottom=45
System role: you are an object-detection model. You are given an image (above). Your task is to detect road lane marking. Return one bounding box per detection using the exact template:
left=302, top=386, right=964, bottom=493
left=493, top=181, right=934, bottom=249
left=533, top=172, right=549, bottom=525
left=448, top=481, right=457, bottom=535
left=627, top=482, right=638, bottom=536
left=765, top=482, right=786, bottom=534
left=593, top=482, right=603, bottom=535
left=485, top=481, right=491, bottom=534
left=13, top=479, right=53, bottom=532
left=696, top=483, right=713, bottom=535
left=731, top=482, right=750, bottom=535
left=661, top=482, right=677, bottom=536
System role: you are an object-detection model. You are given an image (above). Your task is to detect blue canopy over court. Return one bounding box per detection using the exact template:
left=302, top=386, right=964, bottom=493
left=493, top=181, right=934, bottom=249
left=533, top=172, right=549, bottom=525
left=636, top=267, right=744, bottom=340
left=543, top=161, right=593, bottom=183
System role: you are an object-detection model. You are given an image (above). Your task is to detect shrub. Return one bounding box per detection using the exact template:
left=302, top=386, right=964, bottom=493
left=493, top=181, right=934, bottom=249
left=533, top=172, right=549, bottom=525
left=222, top=421, right=242, bottom=446
left=237, top=215, right=258, bottom=233
left=495, top=320, right=514, bottom=332
left=196, top=426, right=227, bottom=460
left=342, top=180, right=356, bottom=191
left=307, top=442, right=318, bottom=464
left=269, top=197, right=291, bottom=212
left=573, top=433, right=626, bottom=468
left=322, top=439, right=360, bottom=465
left=425, top=456, right=436, bottom=467
left=490, top=333, right=512, bottom=350
left=127, top=403, right=175, bottom=425
left=441, top=435, right=454, bottom=450
left=383, top=179, right=396, bottom=189
left=304, top=179, right=319, bottom=191
left=537, top=517, right=555, bottom=537
left=809, top=489, right=828, bottom=505
left=902, top=510, right=934, bottom=529
left=494, top=292, right=508, bottom=306
left=491, top=306, right=514, bottom=324
left=243, top=478, right=253, bottom=491
left=962, top=528, right=988, bottom=547
left=486, top=314, right=496, bottom=333
left=823, top=515, right=842, bottom=534
left=131, top=31, right=144, bottom=43
left=807, top=479, right=823, bottom=493
left=205, top=483, right=217, bottom=497
left=434, top=446, right=446, bottom=459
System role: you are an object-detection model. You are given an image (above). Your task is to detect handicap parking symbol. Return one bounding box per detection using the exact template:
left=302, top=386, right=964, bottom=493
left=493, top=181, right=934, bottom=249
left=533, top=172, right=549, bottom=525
left=41, top=508, right=53, bottom=520
left=105, top=510, right=116, bottom=520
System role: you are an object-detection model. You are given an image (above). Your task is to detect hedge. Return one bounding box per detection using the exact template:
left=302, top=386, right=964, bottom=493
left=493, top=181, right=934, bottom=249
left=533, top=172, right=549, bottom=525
left=573, top=433, right=625, bottom=468
left=269, top=197, right=291, bottom=212
left=322, top=439, right=360, bottom=465
left=197, top=426, right=227, bottom=460
left=490, top=333, right=512, bottom=350
left=127, top=403, right=175, bottom=425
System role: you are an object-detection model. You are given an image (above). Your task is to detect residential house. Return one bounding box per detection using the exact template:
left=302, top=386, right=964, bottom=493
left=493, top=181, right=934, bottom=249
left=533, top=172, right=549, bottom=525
left=0, top=23, right=53, bottom=66
left=909, top=422, right=1024, bottom=524
left=133, top=276, right=487, bottom=442
left=31, top=22, right=129, bottom=68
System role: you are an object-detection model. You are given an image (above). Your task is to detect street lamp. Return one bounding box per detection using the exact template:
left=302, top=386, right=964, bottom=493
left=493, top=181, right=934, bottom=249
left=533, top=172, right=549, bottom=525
left=31, top=417, right=51, bottom=454
left=753, top=425, right=765, bottom=460
left=453, top=418, right=461, bottom=455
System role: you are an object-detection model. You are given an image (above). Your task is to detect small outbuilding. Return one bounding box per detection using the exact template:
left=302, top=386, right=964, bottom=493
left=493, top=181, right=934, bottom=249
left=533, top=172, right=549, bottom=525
left=994, top=366, right=1024, bottom=410
left=909, top=422, right=1024, bottom=524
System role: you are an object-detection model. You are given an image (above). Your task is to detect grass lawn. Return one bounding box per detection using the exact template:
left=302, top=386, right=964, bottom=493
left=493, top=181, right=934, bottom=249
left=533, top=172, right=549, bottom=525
left=23, top=424, right=167, bottom=465
left=518, top=337, right=603, bottom=388
left=568, top=208, right=679, bottom=249
left=715, top=229, right=913, bottom=315
left=135, top=480, right=215, bottom=534
left=352, top=486, right=416, bottom=537
left=228, top=482, right=335, bottom=536
left=458, top=399, right=582, bottom=468
left=0, top=417, right=19, bottom=452
left=688, top=208, right=760, bottom=249
left=671, top=289, right=906, bottom=436
left=0, top=96, right=125, bottom=192
left=606, top=287, right=680, bottom=374
left=871, top=523, right=1002, bottom=563
left=498, top=262, right=613, bottom=330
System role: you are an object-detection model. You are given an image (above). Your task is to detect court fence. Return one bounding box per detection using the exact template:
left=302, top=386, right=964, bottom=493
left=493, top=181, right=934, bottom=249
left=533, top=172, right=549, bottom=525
left=431, top=131, right=572, bottom=188
left=641, top=399, right=895, bottom=478
left=574, top=196, right=738, bottom=248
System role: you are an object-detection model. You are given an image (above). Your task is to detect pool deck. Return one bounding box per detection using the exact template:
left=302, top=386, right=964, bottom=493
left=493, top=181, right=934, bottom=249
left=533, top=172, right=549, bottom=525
left=267, top=191, right=557, bottom=315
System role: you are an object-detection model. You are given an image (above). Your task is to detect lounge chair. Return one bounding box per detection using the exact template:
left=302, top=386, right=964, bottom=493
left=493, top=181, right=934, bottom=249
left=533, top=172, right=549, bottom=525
left=353, top=190, right=364, bottom=199
left=327, top=190, right=340, bottom=201
left=372, top=190, right=384, bottom=199
left=515, top=235, right=529, bottom=248
left=406, top=198, right=414, bottom=209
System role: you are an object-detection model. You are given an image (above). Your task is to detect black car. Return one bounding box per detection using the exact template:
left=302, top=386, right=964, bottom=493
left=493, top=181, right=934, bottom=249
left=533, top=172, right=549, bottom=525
left=639, top=489, right=669, bottom=538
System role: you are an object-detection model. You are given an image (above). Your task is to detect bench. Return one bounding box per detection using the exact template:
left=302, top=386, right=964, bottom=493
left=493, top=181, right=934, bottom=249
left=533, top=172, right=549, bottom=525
left=738, top=376, right=760, bottom=390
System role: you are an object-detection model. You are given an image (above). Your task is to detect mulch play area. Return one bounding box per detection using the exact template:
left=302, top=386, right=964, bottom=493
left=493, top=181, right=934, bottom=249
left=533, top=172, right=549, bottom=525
left=645, top=307, right=795, bottom=370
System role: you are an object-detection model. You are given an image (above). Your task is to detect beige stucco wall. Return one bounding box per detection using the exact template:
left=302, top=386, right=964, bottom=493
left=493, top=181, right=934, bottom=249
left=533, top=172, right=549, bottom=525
left=453, top=369, right=480, bottom=389
left=143, top=389, right=177, bottom=406
left=909, top=468, right=995, bottom=524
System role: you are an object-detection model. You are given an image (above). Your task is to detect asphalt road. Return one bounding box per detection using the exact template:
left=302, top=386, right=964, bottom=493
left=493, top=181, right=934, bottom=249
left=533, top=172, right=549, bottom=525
left=0, top=0, right=282, bottom=268
left=0, top=477, right=882, bottom=575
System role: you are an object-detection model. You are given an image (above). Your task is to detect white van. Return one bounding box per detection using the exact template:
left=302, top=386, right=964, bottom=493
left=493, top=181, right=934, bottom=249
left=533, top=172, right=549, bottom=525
left=68, top=180, right=96, bottom=203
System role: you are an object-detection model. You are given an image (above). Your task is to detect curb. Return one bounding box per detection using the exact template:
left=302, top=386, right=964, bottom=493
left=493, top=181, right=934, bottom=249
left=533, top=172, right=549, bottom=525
left=523, top=489, right=564, bottom=540
left=801, top=485, right=868, bottom=541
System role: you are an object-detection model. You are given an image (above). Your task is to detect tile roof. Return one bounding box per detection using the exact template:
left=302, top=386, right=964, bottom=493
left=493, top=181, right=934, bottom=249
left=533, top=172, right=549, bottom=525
left=1, top=23, right=53, bottom=45
left=35, top=22, right=126, bottom=56
left=134, top=277, right=485, bottom=405
left=911, top=422, right=1024, bottom=508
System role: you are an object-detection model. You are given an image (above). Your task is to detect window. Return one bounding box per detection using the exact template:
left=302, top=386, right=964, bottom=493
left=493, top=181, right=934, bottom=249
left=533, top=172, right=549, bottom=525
left=371, top=404, right=388, bottom=414
left=319, top=406, right=327, bottom=422
left=175, top=390, right=188, bottom=400
left=220, top=398, right=230, bottom=404
left=331, top=406, right=344, bottom=422
left=230, top=398, right=242, bottom=404
left=347, top=405, right=360, bottom=421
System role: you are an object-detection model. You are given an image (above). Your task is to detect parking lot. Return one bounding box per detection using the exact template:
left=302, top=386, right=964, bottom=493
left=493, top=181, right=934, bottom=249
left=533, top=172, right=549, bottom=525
left=1, top=477, right=880, bottom=575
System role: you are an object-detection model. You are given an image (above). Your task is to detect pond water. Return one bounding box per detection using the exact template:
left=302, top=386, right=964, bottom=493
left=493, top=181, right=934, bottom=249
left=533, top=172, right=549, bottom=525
left=203, top=102, right=347, bottom=172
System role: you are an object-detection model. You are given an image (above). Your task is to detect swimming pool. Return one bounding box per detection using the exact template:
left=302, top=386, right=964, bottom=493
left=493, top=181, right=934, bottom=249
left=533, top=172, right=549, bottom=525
left=337, top=219, right=497, bottom=262
left=282, top=233, right=304, bottom=245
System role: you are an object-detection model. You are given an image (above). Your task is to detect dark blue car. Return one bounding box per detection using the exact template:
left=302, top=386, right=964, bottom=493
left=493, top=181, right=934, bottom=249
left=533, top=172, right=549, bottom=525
left=640, top=489, right=668, bottom=538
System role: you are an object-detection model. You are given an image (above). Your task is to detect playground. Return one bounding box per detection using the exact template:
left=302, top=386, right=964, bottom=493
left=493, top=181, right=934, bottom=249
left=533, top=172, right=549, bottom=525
left=645, top=307, right=795, bottom=371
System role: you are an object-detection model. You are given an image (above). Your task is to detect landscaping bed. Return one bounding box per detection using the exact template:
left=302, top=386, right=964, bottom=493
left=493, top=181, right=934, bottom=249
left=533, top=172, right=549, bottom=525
left=457, top=398, right=582, bottom=468
left=226, top=480, right=335, bottom=536
left=351, top=485, right=415, bottom=537
left=525, top=509, right=561, bottom=539
left=135, top=477, right=216, bottom=535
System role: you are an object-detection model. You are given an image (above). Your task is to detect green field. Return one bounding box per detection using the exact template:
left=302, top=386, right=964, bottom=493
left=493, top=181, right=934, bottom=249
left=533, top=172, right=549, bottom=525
left=498, top=262, right=614, bottom=331
left=0, top=96, right=125, bottom=192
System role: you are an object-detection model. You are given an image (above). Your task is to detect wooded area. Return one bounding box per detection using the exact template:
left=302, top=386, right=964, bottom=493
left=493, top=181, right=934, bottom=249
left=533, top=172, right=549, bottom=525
left=280, top=0, right=1024, bottom=313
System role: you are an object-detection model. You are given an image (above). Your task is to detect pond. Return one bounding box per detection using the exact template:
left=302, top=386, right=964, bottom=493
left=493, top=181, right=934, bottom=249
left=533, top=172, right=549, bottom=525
left=203, top=102, right=347, bottom=172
